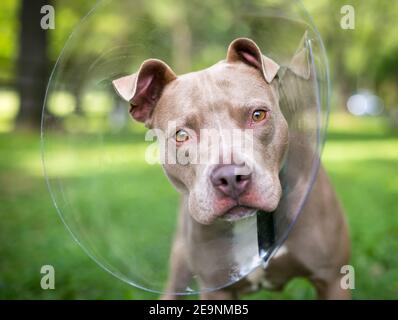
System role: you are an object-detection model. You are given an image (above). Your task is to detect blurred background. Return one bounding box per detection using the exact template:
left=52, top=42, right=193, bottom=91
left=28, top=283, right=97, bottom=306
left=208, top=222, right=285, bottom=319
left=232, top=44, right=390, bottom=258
left=0, top=0, right=397, bottom=299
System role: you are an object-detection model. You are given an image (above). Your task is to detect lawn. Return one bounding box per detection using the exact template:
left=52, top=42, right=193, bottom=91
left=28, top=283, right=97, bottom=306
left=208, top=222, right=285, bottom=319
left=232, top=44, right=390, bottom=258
left=0, top=113, right=397, bottom=299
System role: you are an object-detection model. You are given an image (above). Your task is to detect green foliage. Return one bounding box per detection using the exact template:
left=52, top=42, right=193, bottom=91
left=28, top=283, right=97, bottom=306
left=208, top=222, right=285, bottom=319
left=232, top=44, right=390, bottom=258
left=0, top=0, right=20, bottom=82
left=302, top=0, right=398, bottom=109
left=3, top=0, right=398, bottom=126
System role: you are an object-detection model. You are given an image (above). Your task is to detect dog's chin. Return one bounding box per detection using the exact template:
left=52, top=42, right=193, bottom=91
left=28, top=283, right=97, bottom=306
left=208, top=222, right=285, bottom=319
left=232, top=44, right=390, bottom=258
left=218, top=206, right=258, bottom=222
left=189, top=189, right=281, bottom=225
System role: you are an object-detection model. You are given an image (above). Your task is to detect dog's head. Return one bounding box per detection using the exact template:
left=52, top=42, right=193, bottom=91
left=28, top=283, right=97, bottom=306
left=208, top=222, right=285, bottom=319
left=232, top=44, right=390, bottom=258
left=113, top=38, right=308, bottom=225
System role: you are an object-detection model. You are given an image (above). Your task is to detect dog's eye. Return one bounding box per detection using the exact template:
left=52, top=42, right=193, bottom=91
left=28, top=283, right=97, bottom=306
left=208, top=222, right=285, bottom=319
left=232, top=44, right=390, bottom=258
left=175, top=129, right=189, bottom=143
left=252, top=109, right=268, bottom=122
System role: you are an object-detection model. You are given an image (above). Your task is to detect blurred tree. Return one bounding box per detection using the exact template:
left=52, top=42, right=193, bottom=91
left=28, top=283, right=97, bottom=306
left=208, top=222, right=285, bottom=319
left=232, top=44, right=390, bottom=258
left=16, top=0, right=51, bottom=128
left=303, top=0, right=398, bottom=114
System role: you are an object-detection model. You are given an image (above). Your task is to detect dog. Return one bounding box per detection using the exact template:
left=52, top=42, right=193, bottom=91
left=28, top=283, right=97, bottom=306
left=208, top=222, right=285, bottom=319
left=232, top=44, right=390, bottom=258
left=112, top=36, right=350, bottom=300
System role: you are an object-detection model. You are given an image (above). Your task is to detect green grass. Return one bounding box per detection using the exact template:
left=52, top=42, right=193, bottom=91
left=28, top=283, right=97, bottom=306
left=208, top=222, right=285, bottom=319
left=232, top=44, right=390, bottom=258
left=0, top=113, right=397, bottom=299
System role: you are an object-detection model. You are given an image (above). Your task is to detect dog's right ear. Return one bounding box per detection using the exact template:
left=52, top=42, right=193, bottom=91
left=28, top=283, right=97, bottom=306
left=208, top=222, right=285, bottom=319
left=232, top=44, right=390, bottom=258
left=112, top=59, right=176, bottom=124
left=226, top=38, right=280, bottom=84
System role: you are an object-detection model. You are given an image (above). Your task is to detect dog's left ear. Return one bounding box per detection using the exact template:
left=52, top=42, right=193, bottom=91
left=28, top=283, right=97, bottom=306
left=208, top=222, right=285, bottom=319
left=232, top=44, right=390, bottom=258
left=226, top=38, right=280, bottom=83
left=112, top=59, right=176, bottom=124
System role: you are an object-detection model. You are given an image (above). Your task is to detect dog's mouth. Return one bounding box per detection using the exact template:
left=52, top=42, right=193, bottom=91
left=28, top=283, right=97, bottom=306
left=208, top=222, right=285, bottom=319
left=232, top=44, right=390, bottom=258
left=219, top=205, right=257, bottom=222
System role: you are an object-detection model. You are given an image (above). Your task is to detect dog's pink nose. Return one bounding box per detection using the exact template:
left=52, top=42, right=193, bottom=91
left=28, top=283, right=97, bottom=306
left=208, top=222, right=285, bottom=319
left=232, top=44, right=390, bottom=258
left=210, top=164, right=252, bottom=199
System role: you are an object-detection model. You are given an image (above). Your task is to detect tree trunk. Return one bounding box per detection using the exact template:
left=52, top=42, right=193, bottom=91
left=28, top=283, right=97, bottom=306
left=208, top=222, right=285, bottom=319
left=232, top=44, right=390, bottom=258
left=16, top=0, right=49, bottom=129
left=171, top=14, right=192, bottom=74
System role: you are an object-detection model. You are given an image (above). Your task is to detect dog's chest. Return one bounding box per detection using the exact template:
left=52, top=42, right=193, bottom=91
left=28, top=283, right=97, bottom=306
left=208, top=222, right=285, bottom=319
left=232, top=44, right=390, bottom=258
left=245, top=266, right=275, bottom=292
left=236, top=245, right=290, bottom=293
